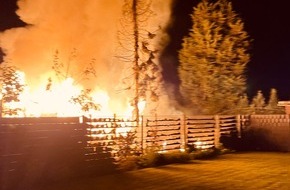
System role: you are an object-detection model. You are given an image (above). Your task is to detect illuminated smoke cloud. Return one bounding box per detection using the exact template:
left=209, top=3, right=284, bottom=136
left=0, top=0, right=177, bottom=115
left=0, top=0, right=124, bottom=88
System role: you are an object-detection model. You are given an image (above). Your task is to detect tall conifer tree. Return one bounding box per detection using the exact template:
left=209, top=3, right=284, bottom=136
left=266, top=88, right=284, bottom=113
left=178, top=0, right=250, bottom=114
left=251, top=90, right=266, bottom=114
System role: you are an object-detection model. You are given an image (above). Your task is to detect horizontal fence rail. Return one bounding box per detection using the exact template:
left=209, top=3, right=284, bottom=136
left=83, top=116, right=138, bottom=160
left=83, top=114, right=244, bottom=154
left=144, top=116, right=182, bottom=152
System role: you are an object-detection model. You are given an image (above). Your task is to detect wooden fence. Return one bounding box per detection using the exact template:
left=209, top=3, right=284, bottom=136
left=2, top=114, right=289, bottom=190
left=84, top=114, right=243, bottom=153
left=0, top=114, right=246, bottom=189
left=84, top=116, right=138, bottom=160
left=0, top=117, right=114, bottom=190
left=142, top=115, right=243, bottom=151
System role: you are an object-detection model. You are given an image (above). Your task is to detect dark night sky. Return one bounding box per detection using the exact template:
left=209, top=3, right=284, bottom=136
left=1, top=0, right=290, bottom=100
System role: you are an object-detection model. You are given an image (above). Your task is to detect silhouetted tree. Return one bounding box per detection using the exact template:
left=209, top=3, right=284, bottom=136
left=0, top=63, right=25, bottom=117
left=70, top=89, right=100, bottom=112
left=50, top=49, right=100, bottom=113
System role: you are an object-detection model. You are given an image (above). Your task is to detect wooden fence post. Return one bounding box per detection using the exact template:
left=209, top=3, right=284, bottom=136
left=182, top=114, right=187, bottom=151
left=236, top=115, right=242, bottom=138
left=287, top=115, right=290, bottom=151
left=214, top=115, right=221, bottom=148
left=179, top=114, right=187, bottom=151
left=141, top=115, right=144, bottom=153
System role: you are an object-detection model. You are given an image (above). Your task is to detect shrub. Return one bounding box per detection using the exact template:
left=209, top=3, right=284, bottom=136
left=191, top=148, right=221, bottom=160
left=116, top=156, right=139, bottom=171
left=157, top=151, right=191, bottom=165
left=118, top=147, right=227, bottom=171
left=220, top=131, right=243, bottom=151
left=137, top=150, right=191, bottom=168
left=241, top=127, right=279, bottom=151
left=137, top=148, right=160, bottom=168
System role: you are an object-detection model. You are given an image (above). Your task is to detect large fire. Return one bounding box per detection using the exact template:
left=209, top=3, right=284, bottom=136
left=0, top=0, right=176, bottom=119
left=2, top=71, right=143, bottom=119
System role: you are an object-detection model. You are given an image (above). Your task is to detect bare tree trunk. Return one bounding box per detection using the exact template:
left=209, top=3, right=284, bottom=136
left=132, top=0, right=140, bottom=125
left=118, top=0, right=160, bottom=124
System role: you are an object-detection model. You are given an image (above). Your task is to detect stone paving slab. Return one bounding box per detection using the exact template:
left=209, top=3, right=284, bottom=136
left=40, top=152, right=290, bottom=190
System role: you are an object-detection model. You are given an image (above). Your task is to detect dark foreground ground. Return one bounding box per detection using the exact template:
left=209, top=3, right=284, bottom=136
left=38, top=152, right=289, bottom=190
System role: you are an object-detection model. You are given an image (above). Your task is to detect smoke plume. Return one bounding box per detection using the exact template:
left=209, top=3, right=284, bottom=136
left=0, top=0, right=177, bottom=115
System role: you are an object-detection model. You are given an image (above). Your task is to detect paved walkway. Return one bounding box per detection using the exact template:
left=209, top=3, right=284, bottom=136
left=42, top=152, right=290, bottom=190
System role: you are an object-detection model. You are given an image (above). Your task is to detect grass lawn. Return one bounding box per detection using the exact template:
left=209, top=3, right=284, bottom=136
left=36, top=152, right=290, bottom=190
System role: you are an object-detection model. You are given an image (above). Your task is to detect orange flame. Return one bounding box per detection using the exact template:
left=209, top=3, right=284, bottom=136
left=4, top=71, right=146, bottom=119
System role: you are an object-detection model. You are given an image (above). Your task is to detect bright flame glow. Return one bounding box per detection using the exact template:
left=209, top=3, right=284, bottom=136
left=2, top=71, right=146, bottom=120
left=0, top=0, right=177, bottom=118
left=138, top=100, right=146, bottom=114
left=20, top=77, right=82, bottom=117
